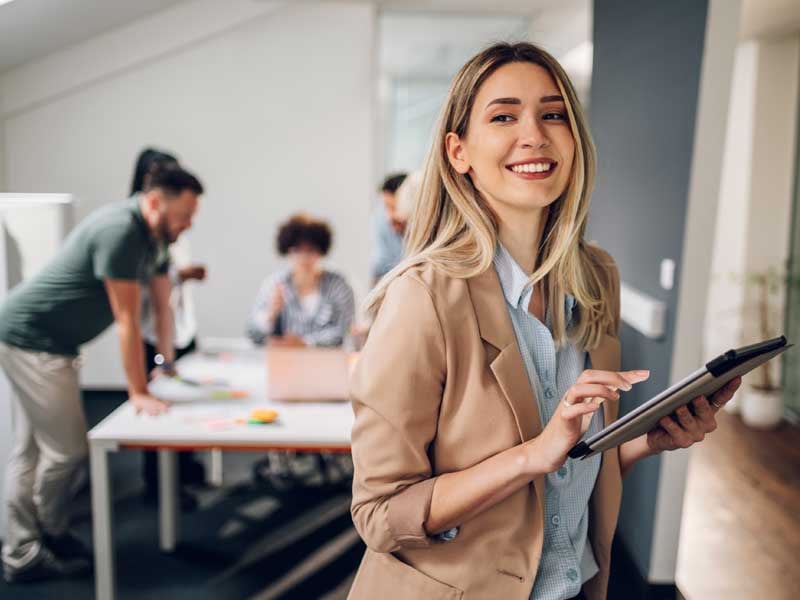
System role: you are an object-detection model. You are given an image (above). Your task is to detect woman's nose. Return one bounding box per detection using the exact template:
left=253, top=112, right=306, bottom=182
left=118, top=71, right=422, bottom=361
left=519, top=116, right=550, bottom=149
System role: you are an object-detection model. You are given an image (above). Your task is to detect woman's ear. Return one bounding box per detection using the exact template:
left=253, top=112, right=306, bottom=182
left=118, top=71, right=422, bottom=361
left=445, top=132, right=470, bottom=175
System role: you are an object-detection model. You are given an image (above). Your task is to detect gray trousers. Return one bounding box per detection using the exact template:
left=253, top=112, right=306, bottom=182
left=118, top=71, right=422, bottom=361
left=0, top=342, right=87, bottom=571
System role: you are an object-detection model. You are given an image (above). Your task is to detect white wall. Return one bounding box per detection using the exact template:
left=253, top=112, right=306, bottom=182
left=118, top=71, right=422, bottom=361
left=649, top=0, right=742, bottom=583
left=0, top=84, right=5, bottom=192
left=703, top=42, right=758, bottom=357
left=704, top=34, right=800, bottom=384
left=0, top=0, right=377, bottom=388
left=741, top=35, right=800, bottom=349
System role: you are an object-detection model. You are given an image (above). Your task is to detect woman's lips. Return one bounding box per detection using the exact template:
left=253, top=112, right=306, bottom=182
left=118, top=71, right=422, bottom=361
left=506, top=163, right=557, bottom=180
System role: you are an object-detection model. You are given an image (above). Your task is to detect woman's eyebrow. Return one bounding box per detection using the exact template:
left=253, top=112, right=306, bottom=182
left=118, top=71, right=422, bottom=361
left=485, top=94, right=565, bottom=110
left=485, top=97, right=521, bottom=110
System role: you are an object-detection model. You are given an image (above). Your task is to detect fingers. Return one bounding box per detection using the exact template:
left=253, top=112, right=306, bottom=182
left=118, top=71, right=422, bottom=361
left=691, top=395, right=717, bottom=428
left=147, top=398, right=170, bottom=416
left=577, top=369, right=650, bottom=391
left=563, top=383, right=620, bottom=406
left=658, top=415, right=692, bottom=448
left=660, top=401, right=710, bottom=448
left=708, top=376, right=742, bottom=411
left=674, top=405, right=704, bottom=441
left=561, top=398, right=604, bottom=421
left=150, top=402, right=169, bottom=416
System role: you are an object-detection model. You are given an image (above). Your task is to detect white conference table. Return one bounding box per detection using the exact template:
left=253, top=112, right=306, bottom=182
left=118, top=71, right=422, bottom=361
left=87, top=339, right=354, bottom=600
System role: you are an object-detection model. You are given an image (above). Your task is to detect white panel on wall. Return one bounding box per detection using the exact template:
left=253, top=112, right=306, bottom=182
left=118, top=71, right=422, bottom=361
left=1, top=1, right=376, bottom=389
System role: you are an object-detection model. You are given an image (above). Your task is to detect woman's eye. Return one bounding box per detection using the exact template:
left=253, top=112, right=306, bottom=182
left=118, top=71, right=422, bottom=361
left=543, top=112, right=567, bottom=121
left=490, top=114, right=516, bottom=123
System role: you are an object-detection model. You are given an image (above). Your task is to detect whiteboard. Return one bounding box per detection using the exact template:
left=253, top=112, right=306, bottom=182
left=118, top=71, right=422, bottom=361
left=0, top=194, right=74, bottom=538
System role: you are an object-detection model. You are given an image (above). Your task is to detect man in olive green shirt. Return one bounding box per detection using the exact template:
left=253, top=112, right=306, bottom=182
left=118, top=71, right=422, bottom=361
left=0, top=167, right=203, bottom=583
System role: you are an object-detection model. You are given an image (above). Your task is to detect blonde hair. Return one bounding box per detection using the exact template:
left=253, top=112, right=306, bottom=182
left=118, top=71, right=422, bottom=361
left=367, top=42, right=615, bottom=351
left=394, top=170, right=423, bottom=221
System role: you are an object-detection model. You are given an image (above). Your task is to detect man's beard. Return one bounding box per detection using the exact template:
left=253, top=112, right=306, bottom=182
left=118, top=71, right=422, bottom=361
left=159, top=220, right=178, bottom=244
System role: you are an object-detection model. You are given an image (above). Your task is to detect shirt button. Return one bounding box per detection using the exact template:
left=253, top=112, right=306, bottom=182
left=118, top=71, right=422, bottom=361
left=557, top=466, right=568, bottom=479
left=551, top=515, right=561, bottom=526
left=567, top=568, right=578, bottom=582
left=545, top=388, right=555, bottom=399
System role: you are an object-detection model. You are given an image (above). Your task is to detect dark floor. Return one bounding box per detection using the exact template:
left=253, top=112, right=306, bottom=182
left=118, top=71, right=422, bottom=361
left=0, top=391, right=678, bottom=600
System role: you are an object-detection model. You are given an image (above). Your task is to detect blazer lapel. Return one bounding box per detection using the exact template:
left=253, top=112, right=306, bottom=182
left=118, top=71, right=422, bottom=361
left=467, top=268, right=543, bottom=444
left=467, top=267, right=624, bottom=439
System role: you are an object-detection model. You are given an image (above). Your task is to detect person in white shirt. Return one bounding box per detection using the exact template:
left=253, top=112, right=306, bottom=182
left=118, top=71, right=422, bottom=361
left=130, top=148, right=208, bottom=509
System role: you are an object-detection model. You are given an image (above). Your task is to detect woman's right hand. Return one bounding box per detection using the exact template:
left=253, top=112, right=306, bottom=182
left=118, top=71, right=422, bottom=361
left=267, top=283, right=286, bottom=322
left=523, top=369, right=650, bottom=474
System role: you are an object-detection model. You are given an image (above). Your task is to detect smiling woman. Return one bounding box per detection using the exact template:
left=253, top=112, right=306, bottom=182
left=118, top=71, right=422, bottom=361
left=349, top=41, right=740, bottom=600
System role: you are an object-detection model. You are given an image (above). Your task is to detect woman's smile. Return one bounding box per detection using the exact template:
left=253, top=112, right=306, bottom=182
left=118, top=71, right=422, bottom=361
left=506, top=158, right=558, bottom=180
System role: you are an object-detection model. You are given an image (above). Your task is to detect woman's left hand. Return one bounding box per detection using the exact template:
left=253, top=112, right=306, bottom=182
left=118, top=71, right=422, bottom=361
left=646, top=376, right=742, bottom=453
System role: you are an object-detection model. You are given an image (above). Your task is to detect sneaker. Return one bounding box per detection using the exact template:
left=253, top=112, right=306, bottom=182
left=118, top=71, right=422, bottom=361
left=3, top=546, right=91, bottom=584
left=43, top=531, right=93, bottom=561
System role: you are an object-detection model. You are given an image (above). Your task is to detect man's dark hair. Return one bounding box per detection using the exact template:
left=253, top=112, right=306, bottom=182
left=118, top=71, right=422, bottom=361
left=130, top=148, right=178, bottom=195
left=276, top=214, right=332, bottom=256
left=380, top=172, right=408, bottom=195
left=149, top=166, right=204, bottom=197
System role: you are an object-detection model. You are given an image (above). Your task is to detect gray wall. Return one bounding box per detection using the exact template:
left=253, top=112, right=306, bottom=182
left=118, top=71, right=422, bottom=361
left=588, top=0, right=709, bottom=577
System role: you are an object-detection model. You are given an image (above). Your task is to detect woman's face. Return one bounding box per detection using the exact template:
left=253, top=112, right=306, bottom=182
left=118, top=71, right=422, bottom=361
left=446, top=62, right=575, bottom=218
left=289, top=243, right=322, bottom=274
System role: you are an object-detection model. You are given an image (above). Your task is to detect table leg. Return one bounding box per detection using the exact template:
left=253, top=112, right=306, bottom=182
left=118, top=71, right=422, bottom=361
left=209, top=448, right=223, bottom=487
left=158, top=449, right=179, bottom=552
left=90, top=442, right=115, bottom=600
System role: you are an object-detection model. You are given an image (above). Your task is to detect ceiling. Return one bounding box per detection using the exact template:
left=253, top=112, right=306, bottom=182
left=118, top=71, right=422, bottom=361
left=0, top=0, right=187, bottom=73
left=740, top=0, right=800, bottom=40
left=0, top=0, right=591, bottom=75
left=5, top=0, right=793, bottom=78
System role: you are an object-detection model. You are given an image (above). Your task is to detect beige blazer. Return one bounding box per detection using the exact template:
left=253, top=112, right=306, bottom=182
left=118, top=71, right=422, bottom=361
left=349, top=246, right=622, bottom=600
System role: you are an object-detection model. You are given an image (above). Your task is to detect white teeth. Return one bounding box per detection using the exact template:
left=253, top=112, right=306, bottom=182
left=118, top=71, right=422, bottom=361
left=511, top=162, right=552, bottom=173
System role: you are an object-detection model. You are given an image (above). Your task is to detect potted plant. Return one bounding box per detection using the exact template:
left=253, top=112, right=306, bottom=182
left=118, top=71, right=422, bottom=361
left=737, top=265, right=787, bottom=429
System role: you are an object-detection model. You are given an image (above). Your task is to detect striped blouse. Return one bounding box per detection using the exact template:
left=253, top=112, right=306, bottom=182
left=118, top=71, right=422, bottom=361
left=246, top=269, right=355, bottom=347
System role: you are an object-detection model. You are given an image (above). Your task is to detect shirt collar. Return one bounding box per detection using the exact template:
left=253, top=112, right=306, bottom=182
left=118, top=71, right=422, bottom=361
left=129, top=194, right=162, bottom=252
left=492, top=242, right=577, bottom=326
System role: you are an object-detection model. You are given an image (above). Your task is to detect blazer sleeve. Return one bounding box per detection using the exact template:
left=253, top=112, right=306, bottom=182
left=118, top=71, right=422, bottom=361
left=349, top=272, right=447, bottom=553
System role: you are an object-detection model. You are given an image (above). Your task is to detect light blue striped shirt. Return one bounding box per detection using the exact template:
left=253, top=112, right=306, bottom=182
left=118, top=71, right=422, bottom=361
left=246, top=269, right=355, bottom=347
left=371, top=207, right=404, bottom=279
left=492, top=244, right=603, bottom=600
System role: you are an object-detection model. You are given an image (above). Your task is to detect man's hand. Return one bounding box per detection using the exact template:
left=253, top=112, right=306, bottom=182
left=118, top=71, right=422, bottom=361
left=130, top=392, right=170, bottom=416
left=178, top=264, right=207, bottom=282
left=149, top=364, right=178, bottom=380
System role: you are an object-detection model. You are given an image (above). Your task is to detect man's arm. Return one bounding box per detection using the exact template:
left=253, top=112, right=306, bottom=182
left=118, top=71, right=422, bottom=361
left=149, top=275, right=175, bottom=371
left=104, top=278, right=169, bottom=415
